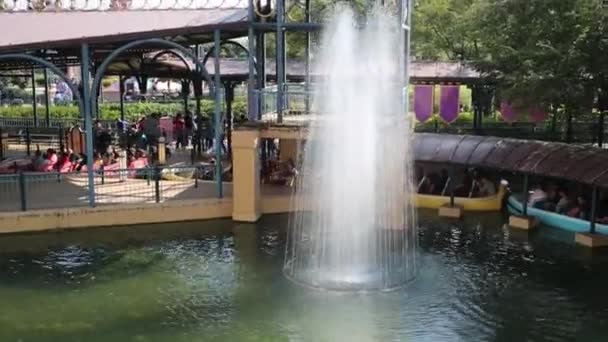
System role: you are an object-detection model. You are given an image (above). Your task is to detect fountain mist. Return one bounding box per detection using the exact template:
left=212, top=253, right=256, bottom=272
left=284, top=6, right=418, bottom=291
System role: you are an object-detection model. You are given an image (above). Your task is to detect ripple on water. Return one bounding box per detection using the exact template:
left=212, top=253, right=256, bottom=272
left=1, top=215, right=608, bottom=341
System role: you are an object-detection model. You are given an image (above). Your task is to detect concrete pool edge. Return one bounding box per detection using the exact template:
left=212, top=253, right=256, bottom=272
left=0, top=195, right=299, bottom=234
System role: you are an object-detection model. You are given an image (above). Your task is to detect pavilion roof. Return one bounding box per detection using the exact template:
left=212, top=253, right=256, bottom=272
left=105, top=57, right=482, bottom=84
left=0, top=8, right=247, bottom=54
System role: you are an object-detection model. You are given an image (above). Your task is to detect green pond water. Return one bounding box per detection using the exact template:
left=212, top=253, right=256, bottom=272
left=1, top=211, right=608, bottom=342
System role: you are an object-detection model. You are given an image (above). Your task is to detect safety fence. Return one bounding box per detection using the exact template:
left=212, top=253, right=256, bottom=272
left=0, top=165, right=224, bottom=212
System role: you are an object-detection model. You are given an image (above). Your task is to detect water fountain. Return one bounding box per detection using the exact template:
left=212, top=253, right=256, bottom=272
left=284, top=4, right=418, bottom=291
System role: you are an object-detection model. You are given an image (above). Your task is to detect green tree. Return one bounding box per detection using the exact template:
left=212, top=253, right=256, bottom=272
left=472, top=0, right=606, bottom=118
left=411, top=0, right=485, bottom=60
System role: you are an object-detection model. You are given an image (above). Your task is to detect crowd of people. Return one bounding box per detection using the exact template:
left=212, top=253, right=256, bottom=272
left=0, top=144, right=151, bottom=174
left=417, top=167, right=497, bottom=198
left=105, top=111, right=227, bottom=156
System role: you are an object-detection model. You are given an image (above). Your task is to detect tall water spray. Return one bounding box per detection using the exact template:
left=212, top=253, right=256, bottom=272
left=284, top=6, right=418, bottom=291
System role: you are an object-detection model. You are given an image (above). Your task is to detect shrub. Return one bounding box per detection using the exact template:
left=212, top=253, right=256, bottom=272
left=0, top=97, right=249, bottom=120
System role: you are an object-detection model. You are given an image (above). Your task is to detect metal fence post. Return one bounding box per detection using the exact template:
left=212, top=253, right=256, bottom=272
left=19, top=172, right=26, bottom=211
left=214, top=29, right=224, bottom=199
left=100, top=165, right=105, bottom=185
left=154, top=166, right=160, bottom=203
left=25, top=126, right=31, bottom=156
left=81, top=43, right=96, bottom=207
left=59, top=124, right=65, bottom=151
left=590, top=186, right=598, bottom=234
left=449, top=166, right=455, bottom=207
left=0, top=127, right=4, bottom=160
left=522, top=173, right=529, bottom=216
left=194, top=166, right=199, bottom=188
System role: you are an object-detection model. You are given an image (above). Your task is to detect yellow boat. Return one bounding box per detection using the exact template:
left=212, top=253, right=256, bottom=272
left=414, top=182, right=508, bottom=211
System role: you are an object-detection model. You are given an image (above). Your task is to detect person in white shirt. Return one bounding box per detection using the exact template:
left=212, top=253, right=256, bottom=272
left=528, top=184, right=547, bottom=208
left=477, top=176, right=496, bottom=197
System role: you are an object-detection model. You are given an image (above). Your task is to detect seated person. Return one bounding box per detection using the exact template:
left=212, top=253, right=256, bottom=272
left=528, top=184, right=547, bottom=209
left=266, top=159, right=298, bottom=186
left=567, top=195, right=589, bottom=220
left=543, top=185, right=558, bottom=211
left=31, top=150, right=45, bottom=170
left=476, top=175, right=496, bottom=197
left=34, top=154, right=52, bottom=172
left=453, top=171, right=472, bottom=197
left=555, top=189, right=570, bottom=214
left=54, top=151, right=72, bottom=172
left=46, top=149, right=58, bottom=167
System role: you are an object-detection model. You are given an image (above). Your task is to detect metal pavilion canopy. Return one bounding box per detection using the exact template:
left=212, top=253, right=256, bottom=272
left=0, top=0, right=249, bottom=71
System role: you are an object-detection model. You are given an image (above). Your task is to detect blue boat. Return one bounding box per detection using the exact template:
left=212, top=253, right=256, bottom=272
left=506, top=195, right=608, bottom=235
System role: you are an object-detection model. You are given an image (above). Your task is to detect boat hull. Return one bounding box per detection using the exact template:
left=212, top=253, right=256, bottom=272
left=414, top=184, right=507, bottom=211
left=506, top=195, right=608, bottom=234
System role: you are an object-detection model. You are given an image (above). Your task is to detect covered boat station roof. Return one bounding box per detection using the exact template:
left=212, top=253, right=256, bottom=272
left=414, top=133, right=608, bottom=188
left=103, top=57, right=481, bottom=84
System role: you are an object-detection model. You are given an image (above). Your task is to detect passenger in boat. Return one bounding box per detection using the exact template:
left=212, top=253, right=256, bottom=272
left=476, top=175, right=496, bottom=197
left=555, top=189, right=570, bottom=214
left=567, top=195, right=589, bottom=220
left=528, top=184, right=547, bottom=209
left=543, top=186, right=558, bottom=211
left=418, top=172, right=439, bottom=194
left=454, top=170, right=472, bottom=197
left=265, top=159, right=298, bottom=186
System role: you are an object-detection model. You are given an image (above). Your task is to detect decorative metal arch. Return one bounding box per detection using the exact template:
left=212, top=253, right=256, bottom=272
left=0, top=53, right=84, bottom=115
left=91, top=38, right=215, bottom=117
left=202, top=40, right=257, bottom=71
left=149, top=49, right=192, bottom=72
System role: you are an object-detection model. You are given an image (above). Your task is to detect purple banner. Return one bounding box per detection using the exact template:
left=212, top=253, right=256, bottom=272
left=500, top=102, right=517, bottom=122
left=414, top=85, right=434, bottom=122
left=439, top=86, right=460, bottom=123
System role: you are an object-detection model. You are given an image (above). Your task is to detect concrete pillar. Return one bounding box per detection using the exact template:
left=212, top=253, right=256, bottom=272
left=279, top=138, right=298, bottom=163
left=232, top=129, right=261, bottom=222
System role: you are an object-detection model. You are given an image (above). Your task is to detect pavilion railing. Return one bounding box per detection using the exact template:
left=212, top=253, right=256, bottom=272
left=1, top=0, right=247, bottom=12
left=254, top=84, right=314, bottom=123
left=0, top=165, right=224, bottom=212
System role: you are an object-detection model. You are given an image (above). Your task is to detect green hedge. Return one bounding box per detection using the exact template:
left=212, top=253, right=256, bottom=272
left=0, top=99, right=248, bottom=120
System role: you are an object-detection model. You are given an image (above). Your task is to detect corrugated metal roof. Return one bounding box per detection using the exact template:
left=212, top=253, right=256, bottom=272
left=414, top=133, right=608, bottom=187
left=0, top=8, right=247, bottom=52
